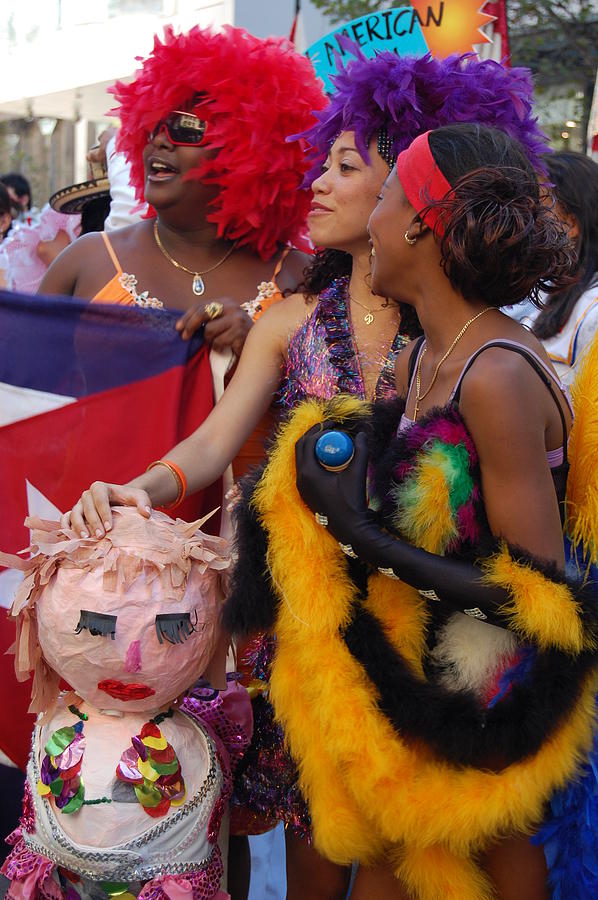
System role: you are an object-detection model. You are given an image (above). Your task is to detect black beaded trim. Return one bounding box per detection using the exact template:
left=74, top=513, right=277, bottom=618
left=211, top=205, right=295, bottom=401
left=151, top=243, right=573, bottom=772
left=320, top=276, right=363, bottom=397
left=377, top=127, right=396, bottom=168
left=320, top=276, right=408, bottom=402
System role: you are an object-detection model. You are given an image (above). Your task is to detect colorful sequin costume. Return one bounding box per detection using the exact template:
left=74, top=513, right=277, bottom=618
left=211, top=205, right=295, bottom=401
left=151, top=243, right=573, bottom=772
left=224, top=333, right=598, bottom=898
left=228, top=275, right=409, bottom=836
left=278, top=276, right=405, bottom=409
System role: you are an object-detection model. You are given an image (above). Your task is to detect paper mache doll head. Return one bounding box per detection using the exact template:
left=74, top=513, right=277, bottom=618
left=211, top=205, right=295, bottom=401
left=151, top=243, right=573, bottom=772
left=8, top=507, right=230, bottom=716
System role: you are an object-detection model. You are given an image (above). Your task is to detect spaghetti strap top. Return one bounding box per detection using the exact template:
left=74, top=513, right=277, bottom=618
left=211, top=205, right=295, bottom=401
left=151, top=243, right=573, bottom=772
left=402, top=337, right=572, bottom=467
left=92, top=236, right=290, bottom=314
left=450, top=340, right=573, bottom=465
left=91, top=233, right=133, bottom=305
left=100, top=231, right=121, bottom=273
left=242, top=246, right=291, bottom=322
left=450, top=339, right=573, bottom=415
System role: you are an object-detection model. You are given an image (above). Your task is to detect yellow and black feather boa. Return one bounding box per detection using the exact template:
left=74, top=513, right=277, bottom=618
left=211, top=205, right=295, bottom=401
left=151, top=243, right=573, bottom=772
left=225, top=396, right=598, bottom=898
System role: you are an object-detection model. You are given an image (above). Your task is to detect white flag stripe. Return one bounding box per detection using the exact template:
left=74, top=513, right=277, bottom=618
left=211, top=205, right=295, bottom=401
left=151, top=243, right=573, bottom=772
left=474, top=24, right=501, bottom=62
left=0, top=481, right=63, bottom=609
left=26, top=480, right=64, bottom=522
left=0, top=568, right=23, bottom=609
left=0, top=380, right=75, bottom=427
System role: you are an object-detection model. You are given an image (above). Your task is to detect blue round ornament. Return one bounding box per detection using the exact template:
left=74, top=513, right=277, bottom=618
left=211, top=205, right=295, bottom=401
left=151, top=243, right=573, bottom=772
left=314, top=430, right=354, bottom=471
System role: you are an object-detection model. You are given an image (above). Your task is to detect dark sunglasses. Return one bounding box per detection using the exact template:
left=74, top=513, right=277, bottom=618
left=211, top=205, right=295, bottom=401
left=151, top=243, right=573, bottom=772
left=148, top=110, right=207, bottom=146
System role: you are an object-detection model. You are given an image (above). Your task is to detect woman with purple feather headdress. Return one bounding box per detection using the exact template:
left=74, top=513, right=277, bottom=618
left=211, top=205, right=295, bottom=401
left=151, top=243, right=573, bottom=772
left=64, top=46, right=550, bottom=900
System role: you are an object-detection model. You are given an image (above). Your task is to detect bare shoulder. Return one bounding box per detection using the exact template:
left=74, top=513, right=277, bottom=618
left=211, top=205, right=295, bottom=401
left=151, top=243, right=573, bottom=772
left=258, top=290, right=316, bottom=335
left=460, top=345, right=542, bottom=404
left=490, top=310, right=561, bottom=376
left=251, top=292, right=317, bottom=361
left=38, top=231, right=107, bottom=295
left=100, top=221, right=146, bottom=244
left=57, top=222, right=146, bottom=268
left=459, top=346, right=546, bottom=449
left=54, top=230, right=107, bottom=261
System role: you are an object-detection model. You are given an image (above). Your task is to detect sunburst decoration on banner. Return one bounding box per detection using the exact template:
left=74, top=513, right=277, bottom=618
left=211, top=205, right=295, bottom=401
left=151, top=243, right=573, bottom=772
left=412, top=0, right=496, bottom=57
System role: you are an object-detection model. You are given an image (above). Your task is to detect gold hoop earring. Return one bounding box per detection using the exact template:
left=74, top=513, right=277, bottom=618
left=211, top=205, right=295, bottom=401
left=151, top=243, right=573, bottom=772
left=404, top=231, right=417, bottom=246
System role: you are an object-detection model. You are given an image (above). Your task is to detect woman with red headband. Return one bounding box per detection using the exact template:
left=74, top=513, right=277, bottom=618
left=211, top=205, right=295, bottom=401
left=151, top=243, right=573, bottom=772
left=266, top=123, right=597, bottom=897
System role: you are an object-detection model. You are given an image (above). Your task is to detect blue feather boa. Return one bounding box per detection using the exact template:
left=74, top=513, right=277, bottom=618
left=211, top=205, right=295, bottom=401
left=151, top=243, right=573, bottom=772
left=533, top=700, right=598, bottom=898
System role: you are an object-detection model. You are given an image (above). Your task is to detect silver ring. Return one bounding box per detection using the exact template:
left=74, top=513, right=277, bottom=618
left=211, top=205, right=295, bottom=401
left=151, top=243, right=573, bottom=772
left=314, top=512, right=328, bottom=527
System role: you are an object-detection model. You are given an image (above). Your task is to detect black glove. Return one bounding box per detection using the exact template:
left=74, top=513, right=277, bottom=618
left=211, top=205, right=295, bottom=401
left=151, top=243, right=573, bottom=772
left=295, top=423, right=372, bottom=546
left=295, top=423, right=508, bottom=623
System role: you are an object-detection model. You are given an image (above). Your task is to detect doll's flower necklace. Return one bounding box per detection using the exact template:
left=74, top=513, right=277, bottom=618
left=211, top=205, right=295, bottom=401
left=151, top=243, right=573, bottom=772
left=38, top=704, right=178, bottom=816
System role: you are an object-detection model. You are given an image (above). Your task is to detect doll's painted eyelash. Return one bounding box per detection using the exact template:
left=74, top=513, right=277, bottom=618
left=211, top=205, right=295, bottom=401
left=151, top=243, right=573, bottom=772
left=155, top=611, right=198, bottom=645
left=75, top=610, right=117, bottom=639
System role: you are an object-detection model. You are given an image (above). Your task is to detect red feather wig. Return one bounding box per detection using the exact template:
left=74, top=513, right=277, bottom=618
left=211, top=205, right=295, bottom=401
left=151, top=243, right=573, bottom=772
left=111, top=25, right=327, bottom=260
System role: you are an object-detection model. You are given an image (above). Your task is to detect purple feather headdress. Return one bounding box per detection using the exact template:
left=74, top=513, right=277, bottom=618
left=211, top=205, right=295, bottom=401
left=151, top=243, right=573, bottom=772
left=300, top=48, right=549, bottom=187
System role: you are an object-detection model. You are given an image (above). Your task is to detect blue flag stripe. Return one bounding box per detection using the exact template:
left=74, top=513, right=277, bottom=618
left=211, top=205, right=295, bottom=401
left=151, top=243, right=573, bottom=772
left=0, top=291, right=203, bottom=399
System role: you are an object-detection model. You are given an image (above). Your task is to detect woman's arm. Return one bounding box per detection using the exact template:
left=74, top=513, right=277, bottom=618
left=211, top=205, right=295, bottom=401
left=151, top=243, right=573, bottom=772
left=295, top=348, right=567, bottom=621
left=66, top=300, right=298, bottom=536
left=459, top=347, right=565, bottom=567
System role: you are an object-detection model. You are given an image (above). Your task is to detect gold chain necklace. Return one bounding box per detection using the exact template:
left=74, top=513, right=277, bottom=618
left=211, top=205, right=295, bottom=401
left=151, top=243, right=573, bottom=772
left=351, top=295, right=390, bottom=326
left=414, top=307, right=492, bottom=421
left=153, top=220, right=237, bottom=297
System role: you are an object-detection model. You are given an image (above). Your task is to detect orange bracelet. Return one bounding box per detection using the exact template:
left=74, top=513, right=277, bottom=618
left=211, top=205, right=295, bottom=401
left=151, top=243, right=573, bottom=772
left=146, top=459, right=188, bottom=511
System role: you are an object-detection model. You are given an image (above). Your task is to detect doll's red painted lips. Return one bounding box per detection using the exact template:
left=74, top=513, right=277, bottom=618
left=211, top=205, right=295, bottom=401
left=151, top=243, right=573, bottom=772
left=97, top=679, right=155, bottom=701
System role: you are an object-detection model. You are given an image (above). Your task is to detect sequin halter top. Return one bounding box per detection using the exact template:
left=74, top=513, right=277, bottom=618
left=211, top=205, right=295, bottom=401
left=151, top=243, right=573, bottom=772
left=278, top=276, right=410, bottom=409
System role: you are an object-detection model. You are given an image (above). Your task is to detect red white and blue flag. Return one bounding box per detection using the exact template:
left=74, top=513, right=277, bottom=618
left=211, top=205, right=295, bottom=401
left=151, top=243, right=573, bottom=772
left=0, top=291, right=220, bottom=769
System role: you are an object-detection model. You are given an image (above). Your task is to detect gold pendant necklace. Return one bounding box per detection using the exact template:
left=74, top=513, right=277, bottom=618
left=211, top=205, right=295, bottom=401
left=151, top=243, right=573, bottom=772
left=153, top=221, right=237, bottom=296
left=413, top=307, right=492, bottom=421
left=350, top=295, right=389, bottom=326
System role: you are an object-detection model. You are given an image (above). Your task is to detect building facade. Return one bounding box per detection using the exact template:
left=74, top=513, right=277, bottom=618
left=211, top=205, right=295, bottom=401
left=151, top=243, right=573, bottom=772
left=0, top=0, right=330, bottom=203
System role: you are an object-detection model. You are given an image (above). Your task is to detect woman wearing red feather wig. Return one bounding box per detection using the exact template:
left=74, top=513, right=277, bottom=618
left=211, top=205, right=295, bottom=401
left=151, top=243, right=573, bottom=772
left=39, top=25, right=325, bottom=362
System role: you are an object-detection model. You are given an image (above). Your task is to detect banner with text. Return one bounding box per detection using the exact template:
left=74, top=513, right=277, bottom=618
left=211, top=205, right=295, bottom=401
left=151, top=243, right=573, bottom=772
left=307, top=1, right=496, bottom=92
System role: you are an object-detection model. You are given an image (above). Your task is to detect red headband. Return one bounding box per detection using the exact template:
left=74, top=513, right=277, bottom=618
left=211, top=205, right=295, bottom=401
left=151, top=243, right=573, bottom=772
left=395, top=131, right=453, bottom=236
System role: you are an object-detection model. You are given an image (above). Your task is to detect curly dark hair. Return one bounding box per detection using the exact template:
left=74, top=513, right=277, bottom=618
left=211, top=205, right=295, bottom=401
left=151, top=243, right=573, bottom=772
left=533, top=152, right=598, bottom=340
left=298, top=248, right=422, bottom=340
left=425, top=124, right=575, bottom=308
